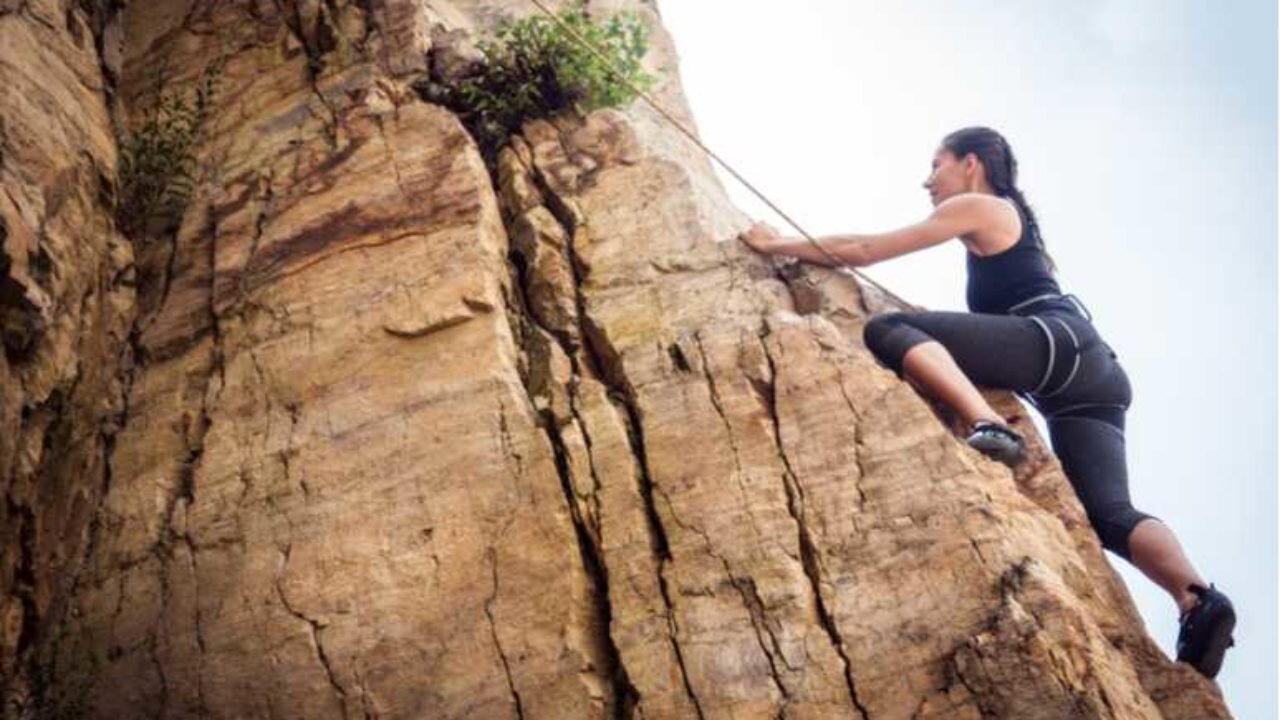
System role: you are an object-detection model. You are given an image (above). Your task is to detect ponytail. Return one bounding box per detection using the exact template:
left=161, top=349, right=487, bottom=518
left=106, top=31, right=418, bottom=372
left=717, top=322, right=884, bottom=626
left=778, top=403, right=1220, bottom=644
left=1004, top=186, right=1057, bottom=274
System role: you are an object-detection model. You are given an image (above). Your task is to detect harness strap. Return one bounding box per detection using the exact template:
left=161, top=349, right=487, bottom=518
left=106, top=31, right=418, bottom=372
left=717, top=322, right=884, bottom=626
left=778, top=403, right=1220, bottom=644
left=1028, top=316, right=1056, bottom=395
left=1008, top=292, right=1062, bottom=314
left=1024, top=311, right=1102, bottom=401
left=1008, top=292, right=1094, bottom=322
left=1039, top=316, right=1084, bottom=398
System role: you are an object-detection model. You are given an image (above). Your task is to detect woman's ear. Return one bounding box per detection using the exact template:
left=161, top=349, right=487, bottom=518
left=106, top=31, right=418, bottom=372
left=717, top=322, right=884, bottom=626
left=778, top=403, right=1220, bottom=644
left=962, top=152, right=985, bottom=183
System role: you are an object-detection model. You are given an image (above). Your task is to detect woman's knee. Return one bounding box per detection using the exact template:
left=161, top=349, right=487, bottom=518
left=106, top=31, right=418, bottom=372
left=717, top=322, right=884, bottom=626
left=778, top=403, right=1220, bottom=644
left=1048, top=415, right=1148, bottom=558
left=1089, top=506, right=1159, bottom=561
left=862, top=313, right=900, bottom=354
left=863, top=313, right=932, bottom=375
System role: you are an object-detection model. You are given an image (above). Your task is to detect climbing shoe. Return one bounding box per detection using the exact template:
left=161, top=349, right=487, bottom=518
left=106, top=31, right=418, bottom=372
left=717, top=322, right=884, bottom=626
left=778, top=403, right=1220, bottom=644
left=965, top=420, right=1026, bottom=467
left=1176, top=582, right=1236, bottom=679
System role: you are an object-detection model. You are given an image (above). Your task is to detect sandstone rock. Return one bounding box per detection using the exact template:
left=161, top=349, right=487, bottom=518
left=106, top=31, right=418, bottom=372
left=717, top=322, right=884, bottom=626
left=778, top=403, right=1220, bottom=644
left=0, top=1, right=135, bottom=711
left=364, top=0, right=435, bottom=77
left=429, top=26, right=485, bottom=84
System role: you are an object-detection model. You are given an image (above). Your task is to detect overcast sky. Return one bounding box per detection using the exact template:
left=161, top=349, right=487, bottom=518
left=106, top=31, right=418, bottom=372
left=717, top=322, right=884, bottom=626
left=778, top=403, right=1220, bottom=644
left=660, top=1, right=1276, bottom=714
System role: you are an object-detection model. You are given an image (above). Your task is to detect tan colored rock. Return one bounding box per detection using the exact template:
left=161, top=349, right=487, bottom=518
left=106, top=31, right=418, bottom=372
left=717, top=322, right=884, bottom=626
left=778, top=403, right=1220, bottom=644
left=501, top=97, right=1231, bottom=718
left=1, top=1, right=1235, bottom=719
left=510, top=206, right=580, bottom=345
left=0, top=1, right=135, bottom=709
left=497, top=145, right=546, bottom=219
left=430, top=26, right=485, bottom=83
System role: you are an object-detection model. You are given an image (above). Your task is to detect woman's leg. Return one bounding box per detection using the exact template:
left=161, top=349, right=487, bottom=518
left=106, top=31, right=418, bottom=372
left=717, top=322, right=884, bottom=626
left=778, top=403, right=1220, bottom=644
left=1129, top=519, right=1208, bottom=614
left=1048, top=410, right=1205, bottom=611
left=863, top=310, right=1048, bottom=424
left=901, top=341, right=1004, bottom=427
left=866, top=311, right=1210, bottom=612
left=1053, top=408, right=1232, bottom=678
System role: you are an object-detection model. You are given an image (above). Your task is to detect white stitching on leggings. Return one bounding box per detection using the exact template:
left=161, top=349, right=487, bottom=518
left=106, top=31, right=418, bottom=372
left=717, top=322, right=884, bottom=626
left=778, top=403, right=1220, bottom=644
left=1008, top=292, right=1063, bottom=313
left=1029, top=316, right=1056, bottom=394
left=1048, top=353, right=1082, bottom=397
left=1039, top=316, right=1082, bottom=398
left=1052, top=315, right=1081, bottom=348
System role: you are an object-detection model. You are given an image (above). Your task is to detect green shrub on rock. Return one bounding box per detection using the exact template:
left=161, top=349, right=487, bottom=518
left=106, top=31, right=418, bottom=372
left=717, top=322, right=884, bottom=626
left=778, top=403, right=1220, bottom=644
left=424, top=7, right=657, bottom=158
left=116, top=55, right=226, bottom=238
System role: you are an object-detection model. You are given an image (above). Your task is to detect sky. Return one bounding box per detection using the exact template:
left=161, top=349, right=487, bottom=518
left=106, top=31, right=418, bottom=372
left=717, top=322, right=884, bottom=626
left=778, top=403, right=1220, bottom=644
left=660, top=1, right=1276, bottom=715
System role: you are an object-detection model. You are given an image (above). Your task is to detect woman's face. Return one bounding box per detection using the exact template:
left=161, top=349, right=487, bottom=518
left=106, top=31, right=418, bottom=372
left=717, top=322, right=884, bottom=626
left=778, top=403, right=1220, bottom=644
left=922, top=146, right=968, bottom=206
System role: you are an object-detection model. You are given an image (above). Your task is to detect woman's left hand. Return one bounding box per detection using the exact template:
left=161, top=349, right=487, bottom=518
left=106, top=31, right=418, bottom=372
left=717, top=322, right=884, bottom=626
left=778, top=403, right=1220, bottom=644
left=739, top=221, right=783, bottom=254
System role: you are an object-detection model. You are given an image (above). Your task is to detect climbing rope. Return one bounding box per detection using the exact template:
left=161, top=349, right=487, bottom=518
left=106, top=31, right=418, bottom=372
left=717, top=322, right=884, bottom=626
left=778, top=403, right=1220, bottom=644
left=523, top=0, right=914, bottom=309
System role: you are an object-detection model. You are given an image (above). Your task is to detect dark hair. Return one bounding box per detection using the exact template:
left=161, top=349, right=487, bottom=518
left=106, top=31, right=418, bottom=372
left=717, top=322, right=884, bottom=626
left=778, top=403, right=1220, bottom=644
left=942, top=126, right=1057, bottom=273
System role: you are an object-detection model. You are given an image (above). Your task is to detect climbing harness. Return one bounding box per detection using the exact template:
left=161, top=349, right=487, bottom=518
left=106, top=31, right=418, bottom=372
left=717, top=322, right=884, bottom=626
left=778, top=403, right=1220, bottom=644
left=1007, top=292, right=1092, bottom=322
left=523, top=0, right=913, bottom=309
left=1007, top=293, right=1113, bottom=415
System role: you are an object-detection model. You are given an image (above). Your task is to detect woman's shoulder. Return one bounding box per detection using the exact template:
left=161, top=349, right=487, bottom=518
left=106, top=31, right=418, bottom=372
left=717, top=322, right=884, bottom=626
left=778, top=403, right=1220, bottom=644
left=946, top=193, right=1022, bottom=256
left=939, top=193, right=1021, bottom=224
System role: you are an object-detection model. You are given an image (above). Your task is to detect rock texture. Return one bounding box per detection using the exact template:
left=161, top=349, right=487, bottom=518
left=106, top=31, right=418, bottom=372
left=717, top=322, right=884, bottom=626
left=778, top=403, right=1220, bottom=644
left=0, top=0, right=1234, bottom=718
left=1, top=0, right=135, bottom=715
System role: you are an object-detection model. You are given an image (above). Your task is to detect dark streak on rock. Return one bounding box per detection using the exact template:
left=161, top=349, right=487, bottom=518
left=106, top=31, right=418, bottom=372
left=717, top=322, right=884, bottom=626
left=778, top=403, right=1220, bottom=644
left=274, top=543, right=349, bottom=719
left=239, top=200, right=468, bottom=293
left=756, top=329, right=872, bottom=720
left=484, top=547, right=526, bottom=720
left=516, top=122, right=714, bottom=720
left=495, top=196, right=640, bottom=718
left=829, top=367, right=871, bottom=511
left=543, top=399, right=640, bottom=718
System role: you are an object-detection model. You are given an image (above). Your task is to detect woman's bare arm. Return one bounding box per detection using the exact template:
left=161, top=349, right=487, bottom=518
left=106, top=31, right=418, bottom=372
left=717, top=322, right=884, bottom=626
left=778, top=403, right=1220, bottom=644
left=741, top=193, right=999, bottom=267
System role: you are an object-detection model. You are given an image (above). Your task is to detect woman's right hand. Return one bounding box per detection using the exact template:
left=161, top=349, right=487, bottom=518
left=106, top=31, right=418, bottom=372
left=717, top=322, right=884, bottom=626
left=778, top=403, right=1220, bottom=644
left=740, top=221, right=784, bottom=254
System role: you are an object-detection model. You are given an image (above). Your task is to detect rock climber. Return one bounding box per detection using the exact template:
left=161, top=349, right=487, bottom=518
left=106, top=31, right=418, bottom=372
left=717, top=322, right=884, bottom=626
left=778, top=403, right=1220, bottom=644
left=738, top=126, right=1235, bottom=680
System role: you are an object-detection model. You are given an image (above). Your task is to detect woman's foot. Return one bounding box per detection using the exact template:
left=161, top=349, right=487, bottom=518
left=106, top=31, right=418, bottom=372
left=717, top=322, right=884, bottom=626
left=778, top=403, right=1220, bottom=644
left=965, top=420, right=1026, bottom=467
left=1176, top=582, right=1236, bottom=679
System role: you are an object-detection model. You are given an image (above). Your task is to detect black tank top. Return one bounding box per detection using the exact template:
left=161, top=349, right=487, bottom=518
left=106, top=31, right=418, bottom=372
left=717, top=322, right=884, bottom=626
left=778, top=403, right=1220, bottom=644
left=965, top=199, right=1061, bottom=314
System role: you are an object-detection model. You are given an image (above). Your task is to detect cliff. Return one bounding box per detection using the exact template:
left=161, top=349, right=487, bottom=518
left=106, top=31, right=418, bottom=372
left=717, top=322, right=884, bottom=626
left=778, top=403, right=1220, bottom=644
left=0, top=1, right=1233, bottom=717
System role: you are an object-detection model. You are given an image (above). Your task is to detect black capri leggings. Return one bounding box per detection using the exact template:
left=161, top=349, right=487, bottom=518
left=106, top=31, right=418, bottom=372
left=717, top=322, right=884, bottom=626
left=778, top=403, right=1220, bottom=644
left=862, top=302, right=1157, bottom=561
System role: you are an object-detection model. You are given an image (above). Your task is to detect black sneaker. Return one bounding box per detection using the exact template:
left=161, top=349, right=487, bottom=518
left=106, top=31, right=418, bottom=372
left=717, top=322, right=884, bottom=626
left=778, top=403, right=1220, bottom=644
left=1176, top=582, right=1236, bottom=679
left=965, top=420, right=1026, bottom=467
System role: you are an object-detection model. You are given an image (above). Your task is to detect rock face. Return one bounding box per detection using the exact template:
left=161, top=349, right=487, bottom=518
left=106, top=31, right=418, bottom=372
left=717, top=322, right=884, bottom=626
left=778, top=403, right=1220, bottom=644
left=0, top=1, right=1234, bottom=718
left=0, top=0, right=135, bottom=715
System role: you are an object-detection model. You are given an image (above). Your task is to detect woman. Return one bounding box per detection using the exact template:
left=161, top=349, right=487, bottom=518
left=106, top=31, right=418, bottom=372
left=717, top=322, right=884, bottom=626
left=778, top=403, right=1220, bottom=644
left=739, top=126, right=1235, bottom=680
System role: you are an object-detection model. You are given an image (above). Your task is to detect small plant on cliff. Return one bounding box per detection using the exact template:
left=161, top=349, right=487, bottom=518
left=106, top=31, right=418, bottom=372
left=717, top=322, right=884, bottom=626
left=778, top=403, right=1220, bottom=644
left=116, top=54, right=227, bottom=238
left=425, top=7, right=656, bottom=158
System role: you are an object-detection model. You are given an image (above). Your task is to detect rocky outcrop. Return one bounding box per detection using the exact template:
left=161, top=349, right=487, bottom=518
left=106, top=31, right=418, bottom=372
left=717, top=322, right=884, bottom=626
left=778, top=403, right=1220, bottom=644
left=0, top=1, right=1233, bottom=718
left=1, top=0, right=134, bottom=715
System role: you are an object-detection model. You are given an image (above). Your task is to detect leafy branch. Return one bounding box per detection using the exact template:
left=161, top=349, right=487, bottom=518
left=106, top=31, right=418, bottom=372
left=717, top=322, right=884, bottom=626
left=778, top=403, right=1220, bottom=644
left=116, top=53, right=227, bottom=238
left=426, top=8, right=656, bottom=159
